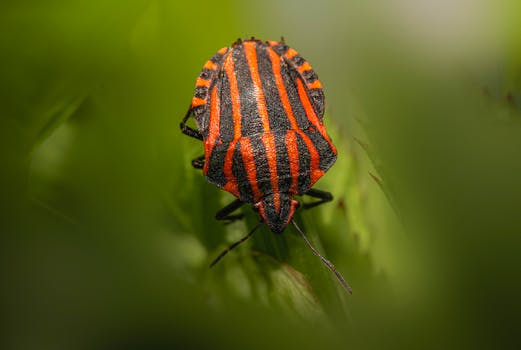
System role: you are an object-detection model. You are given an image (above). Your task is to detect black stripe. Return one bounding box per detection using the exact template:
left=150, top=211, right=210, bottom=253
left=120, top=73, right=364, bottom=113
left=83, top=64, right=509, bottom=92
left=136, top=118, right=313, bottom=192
left=199, top=68, right=213, bottom=80
left=295, top=132, right=311, bottom=194
left=270, top=42, right=289, bottom=56
left=218, top=71, right=234, bottom=142
left=257, top=43, right=292, bottom=132
left=194, top=86, right=207, bottom=99
left=192, top=104, right=209, bottom=138
left=234, top=45, right=263, bottom=137
left=205, top=141, right=227, bottom=188
left=302, top=69, right=318, bottom=83
left=292, top=54, right=306, bottom=66
left=249, top=135, right=271, bottom=198
left=304, top=128, right=337, bottom=172
left=308, top=88, right=325, bottom=118
left=232, top=140, right=254, bottom=203
left=276, top=131, right=292, bottom=194
left=193, top=84, right=212, bottom=139
left=280, top=62, right=309, bottom=130
left=192, top=104, right=206, bottom=117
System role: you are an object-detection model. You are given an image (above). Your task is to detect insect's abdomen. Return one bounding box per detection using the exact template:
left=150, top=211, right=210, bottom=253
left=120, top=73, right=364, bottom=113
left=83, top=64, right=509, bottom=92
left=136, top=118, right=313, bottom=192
left=193, top=39, right=336, bottom=204
left=204, top=129, right=335, bottom=203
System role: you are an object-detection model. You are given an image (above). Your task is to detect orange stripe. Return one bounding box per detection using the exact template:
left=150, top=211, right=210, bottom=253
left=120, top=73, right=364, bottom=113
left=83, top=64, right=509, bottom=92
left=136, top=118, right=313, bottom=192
left=203, top=85, right=220, bottom=175
left=240, top=138, right=262, bottom=202
left=267, top=47, right=299, bottom=130
left=285, top=48, right=298, bottom=58
left=195, top=77, right=210, bottom=87
left=296, top=78, right=336, bottom=154
left=243, top=41, right=271, bottom=132
left=273, top=193, right=281, bottom=214
left=224, top=53, right=242, bottom=139
left=297, top=62, right=312, bottom=73
left=267, top=47, right=324, bottom=189
left=244, top=41, right=278, bottom=202
left=191, top=97, right=206, bottom=107
left=222, top=141, right=239, bottom=198
left=203, top=60, right=217, bottom=70
left=302, top=133, right=324, bottom=186
left=217, top=47, right=228, bottom=55
left=221, top=53, right=242, bottom=198
left=295, top=78, right=322, bottom=131
left=261, top=133, right=280, bottom=210
left=256, top=201, right=267, bottom=222
left=307, top=80, right=322, bottom=89
left=285, top=130, right=299, bottom=194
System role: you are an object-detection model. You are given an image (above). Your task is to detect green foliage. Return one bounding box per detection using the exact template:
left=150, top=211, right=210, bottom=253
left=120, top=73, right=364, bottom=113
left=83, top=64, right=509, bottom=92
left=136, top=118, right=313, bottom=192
left=1, top=1, right=521, bottom=349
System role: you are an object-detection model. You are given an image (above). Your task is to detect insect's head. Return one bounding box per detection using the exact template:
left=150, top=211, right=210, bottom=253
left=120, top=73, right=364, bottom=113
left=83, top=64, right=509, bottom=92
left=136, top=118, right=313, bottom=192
left=255, top=193, right=299, bottom=234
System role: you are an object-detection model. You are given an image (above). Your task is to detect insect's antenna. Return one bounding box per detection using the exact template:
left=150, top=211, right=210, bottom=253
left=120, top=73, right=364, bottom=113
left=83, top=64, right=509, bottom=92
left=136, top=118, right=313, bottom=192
left=209, top=222, right=263, bottom=268
left=292, top=220, right=352, bottom=294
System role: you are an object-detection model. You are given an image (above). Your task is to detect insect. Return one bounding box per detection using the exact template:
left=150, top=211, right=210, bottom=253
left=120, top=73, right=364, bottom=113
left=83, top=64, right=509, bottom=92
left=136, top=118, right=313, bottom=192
left=180, top=38, right=351, bottom=294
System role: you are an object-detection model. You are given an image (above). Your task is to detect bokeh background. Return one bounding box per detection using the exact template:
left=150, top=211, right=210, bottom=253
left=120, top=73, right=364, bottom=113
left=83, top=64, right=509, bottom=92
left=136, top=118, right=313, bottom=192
left=1, top=1, right=520, bottom=349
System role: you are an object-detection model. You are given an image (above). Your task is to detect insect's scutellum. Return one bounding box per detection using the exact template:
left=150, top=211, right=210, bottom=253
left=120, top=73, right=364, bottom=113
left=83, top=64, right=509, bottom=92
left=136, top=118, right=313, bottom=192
left=180, top=38, right=351, bottom=294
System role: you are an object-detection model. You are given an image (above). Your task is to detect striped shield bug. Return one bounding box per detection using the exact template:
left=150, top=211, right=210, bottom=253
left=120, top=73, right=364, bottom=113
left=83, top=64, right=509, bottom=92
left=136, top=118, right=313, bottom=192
left=180, top=38, right=351, bottom=294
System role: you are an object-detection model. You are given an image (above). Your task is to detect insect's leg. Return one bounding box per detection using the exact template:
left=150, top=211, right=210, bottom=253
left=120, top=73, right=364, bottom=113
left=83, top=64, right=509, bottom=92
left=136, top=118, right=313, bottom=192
left=210, top=221, right=262, bottom=268
left=302, top=188, right=333, bottom=210
left=180, top=105, right=203, bottom=141
left=191, top=155, right=205, bottom=169
left=216, top=199, right=245, bottom=223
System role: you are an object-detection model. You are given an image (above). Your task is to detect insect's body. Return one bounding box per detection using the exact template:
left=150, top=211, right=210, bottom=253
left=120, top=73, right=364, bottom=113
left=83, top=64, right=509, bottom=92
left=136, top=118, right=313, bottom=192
left=188, top=39, right=336, bottom=233
left=180, top=38, right=351, bottom=294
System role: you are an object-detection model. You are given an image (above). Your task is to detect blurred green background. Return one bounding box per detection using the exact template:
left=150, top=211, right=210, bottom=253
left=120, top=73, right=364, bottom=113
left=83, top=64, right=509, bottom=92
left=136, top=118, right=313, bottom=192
left=1, top=1, right=520, bottom=349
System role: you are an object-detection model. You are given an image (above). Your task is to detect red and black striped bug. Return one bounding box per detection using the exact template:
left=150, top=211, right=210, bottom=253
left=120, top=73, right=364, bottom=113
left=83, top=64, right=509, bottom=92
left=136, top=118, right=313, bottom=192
left=180, top=38, right=351, bottom=294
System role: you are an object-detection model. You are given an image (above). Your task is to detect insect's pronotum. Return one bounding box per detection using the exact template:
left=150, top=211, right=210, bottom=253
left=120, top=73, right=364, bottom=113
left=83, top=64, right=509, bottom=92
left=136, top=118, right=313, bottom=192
left=180, top=37, right=351, bottom=294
